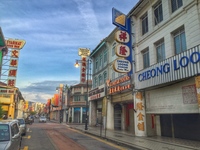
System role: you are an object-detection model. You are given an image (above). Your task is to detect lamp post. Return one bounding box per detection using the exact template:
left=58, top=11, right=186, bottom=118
left=74, top=58, right=91, bottom=130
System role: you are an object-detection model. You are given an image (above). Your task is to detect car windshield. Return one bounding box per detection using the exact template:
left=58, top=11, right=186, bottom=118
left=40, top=117, right=46, bottom=119
left=17, top=119, right=25, bottom=124
left=0, top=125, right=10, bottom=141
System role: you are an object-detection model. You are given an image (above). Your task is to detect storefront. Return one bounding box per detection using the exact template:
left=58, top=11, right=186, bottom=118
left=89, top=84, right=105, bottom=126
left=107, top=75, right=134, bottom=133
left=135, top=45, right=200, bottom=140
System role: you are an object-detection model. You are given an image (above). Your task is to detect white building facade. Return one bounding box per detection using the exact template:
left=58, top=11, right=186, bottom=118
left=130, top=0, right=200, bottom=140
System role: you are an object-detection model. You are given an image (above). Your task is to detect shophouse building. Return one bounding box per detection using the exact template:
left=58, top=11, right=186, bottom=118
left=69, top=81, right=92, bottom=123
left=89, top=25, right=135, bottom=133
left=89, top=38, right=108, bottom=127
left=130, top=0, right=200, bottom=140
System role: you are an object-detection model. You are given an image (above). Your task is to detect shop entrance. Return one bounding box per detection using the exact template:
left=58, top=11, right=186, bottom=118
left=160, top=114, right=200, bottom=140
left=114, top=104, right=122, bottom=130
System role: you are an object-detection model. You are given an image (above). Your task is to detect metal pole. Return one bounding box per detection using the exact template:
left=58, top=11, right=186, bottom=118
left=49, top=99, right=51, bottom=121
left=85, top=59, right=89, bottom=130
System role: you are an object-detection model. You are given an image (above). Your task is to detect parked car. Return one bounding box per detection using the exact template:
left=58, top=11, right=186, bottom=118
left=0, top=120, right=21, bottom=150
left=39, top=116, right=47, bottom=123
left=17, top=118, right=27, bottom=136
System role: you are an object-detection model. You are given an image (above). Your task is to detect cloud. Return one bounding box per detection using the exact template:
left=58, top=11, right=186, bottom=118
left=20, top=80, right=79, bottom=103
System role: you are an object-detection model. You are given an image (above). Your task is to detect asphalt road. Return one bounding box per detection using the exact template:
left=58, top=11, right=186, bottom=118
left=20, top=119, right=131, bottom=150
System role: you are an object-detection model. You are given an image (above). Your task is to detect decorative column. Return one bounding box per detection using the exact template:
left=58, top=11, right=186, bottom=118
left=134, top=92, right=146, bottom=136
left=195, top=76, right=200, bottom=112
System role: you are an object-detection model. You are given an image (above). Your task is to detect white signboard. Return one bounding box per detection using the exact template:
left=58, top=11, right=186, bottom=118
left=113, top=58, right=131, bottom=73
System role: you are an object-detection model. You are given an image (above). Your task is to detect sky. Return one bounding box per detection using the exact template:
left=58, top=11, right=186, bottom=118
left=0, top=0, right=138, bottom=103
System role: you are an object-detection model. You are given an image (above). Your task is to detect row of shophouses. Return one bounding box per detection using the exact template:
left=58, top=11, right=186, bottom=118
left=0, top=82, right=46, bottom=119
left=46, top=0, right=200, bottom=141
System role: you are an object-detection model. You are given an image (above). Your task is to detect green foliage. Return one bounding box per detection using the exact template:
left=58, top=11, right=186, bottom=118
left=30, top=111, right=37, bottom=115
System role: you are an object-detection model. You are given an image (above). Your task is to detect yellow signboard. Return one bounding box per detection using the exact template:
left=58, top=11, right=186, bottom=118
left=6, top=39, right=26, bottom=49
left=2, top=105, right=9, bottom=111
left=78, top=48, right=90, bottom=56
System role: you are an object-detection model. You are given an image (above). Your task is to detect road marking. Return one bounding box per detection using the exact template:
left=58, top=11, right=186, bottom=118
left=21, top=146, right=28, bottom=150
left=23, top=135, right=31, bottom=139
left=69, top=128, right=127, bottom=150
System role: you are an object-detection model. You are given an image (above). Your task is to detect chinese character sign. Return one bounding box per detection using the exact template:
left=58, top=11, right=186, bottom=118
left=134, top=92, right=146, bottom=136
left=7, top=49, right=20, bottom=87
left=80, top=56, right=87, bottom=84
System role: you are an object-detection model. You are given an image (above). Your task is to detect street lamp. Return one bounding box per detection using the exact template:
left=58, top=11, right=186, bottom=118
left=74, top=58, right=92, bottom=130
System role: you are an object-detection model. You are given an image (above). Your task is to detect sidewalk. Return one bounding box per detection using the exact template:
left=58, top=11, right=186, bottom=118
left=66, top=123, right=200, bottom=150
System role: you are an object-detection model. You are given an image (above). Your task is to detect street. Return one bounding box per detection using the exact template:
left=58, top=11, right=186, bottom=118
left=20, top=119, right=132, bottom=150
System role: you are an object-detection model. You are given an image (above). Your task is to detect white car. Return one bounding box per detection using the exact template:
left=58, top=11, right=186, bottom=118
left=39, top=116, right=47, bottom=123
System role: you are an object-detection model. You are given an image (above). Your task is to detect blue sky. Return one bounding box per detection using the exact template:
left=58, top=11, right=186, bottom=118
left=0, top=0, right=138, bottom=103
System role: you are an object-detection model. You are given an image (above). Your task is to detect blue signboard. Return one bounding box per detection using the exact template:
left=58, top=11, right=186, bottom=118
left=112, top=8, right=133, bottom=76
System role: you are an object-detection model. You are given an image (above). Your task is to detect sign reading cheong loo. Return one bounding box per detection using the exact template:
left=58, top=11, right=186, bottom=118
left=6, top=39, right=26, bottom=49
left=135, top=45, right=200, bottom=89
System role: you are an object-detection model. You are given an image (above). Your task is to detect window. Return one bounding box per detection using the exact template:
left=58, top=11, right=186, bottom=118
left=84, top=95, right=87, bottom=101
left=141, top=13, right=148, bottom=35
left=98, top=75, right=102, bottom=86
left=94, top=77, right=97, bottom=87
left=171, top=0, right=183, bottom=13
left=173, top=27, right=187, bottom=54
left=143, top=49, right=150, bottom=68
left=104, top=50, right=107, bottom=63
left=99, top=55, right=102, bottom=67
left=74, top=96, right=80, bottom=101
left=155, top=39, right=165, bottom=62
left=154, top=1, right=163, bottom=25
left=112, top=43, right=116, bottom=56
left=95, top=58, right=98, bottom=70
left=103, top=72, right=107, bottom=83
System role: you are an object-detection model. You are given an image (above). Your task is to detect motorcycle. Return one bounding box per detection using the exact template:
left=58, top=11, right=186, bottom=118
left=25, top=117, right=33, bottom=125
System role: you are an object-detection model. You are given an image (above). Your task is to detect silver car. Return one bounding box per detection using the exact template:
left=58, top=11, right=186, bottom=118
left=0, top=120, right=21, bottom=150
left=17, top=118, right=27, bottom=136
left=39, top=116, right=47, bottom=123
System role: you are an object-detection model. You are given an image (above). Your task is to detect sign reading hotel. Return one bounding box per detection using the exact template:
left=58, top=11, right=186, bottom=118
left=6, top=39, right=26, bottom=49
